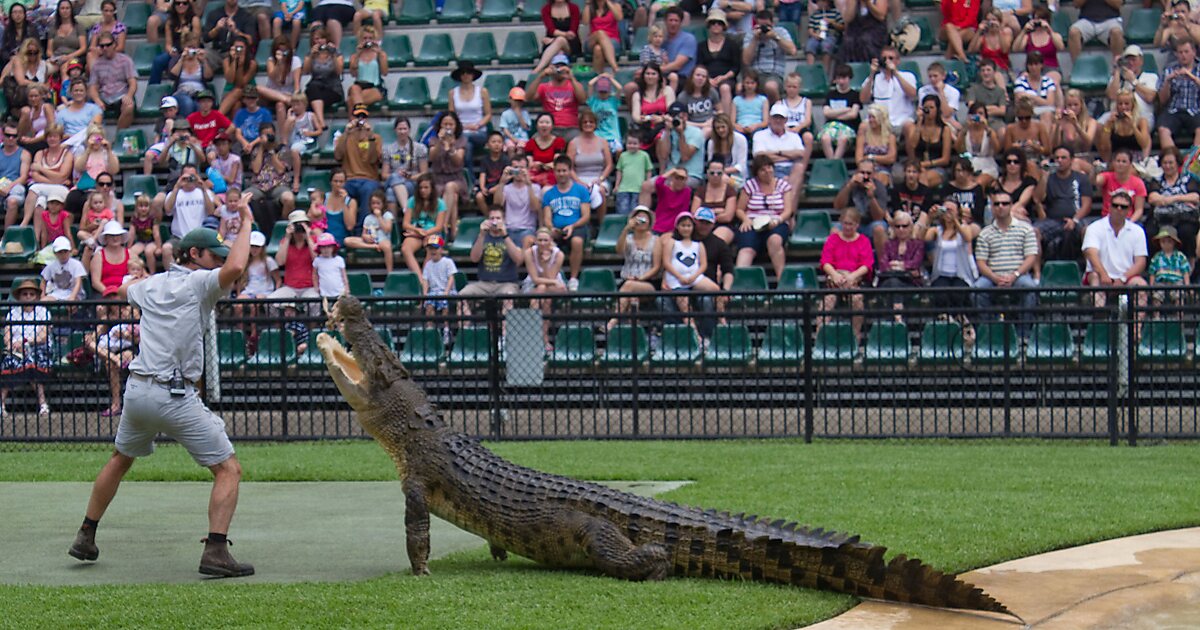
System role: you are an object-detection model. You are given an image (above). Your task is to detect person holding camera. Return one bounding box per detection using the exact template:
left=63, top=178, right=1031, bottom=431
left=655, top=101, right=705, bottom=189
left=1068, top=0, right=1126, bottom=61
left=1156, top=38, right=1200, bottom=152
left=1034, top=144, right=1094, bottom=260
left=245, top=121, right=299, bottom=231
left=1104, top=46, right=1158, bottom=131
left=528, top=54, right=586, bottom=135
left=270, top=210, right=319, bottom=301
left=1153, top=0, right=1200, bottom=59
left=222, top=39, right=260, bottom=118
left=334, top=103, right=382, bottom=226
left=461, top=207, right=525, bottom=301
left=347, top=26, right=388, bottom=110
left=148, top=0, right=201, bottom=86
left=149, top=120, right=205, bottom=217
left=167, top=32, right=214, bottom=118
left=158, top=163, right=216, bottom=266
left=740, top=9, right=796, bottom=102
left=1013, top=8, right=1063, bottom=90
left=430, top=112, right=469, bottom=239
left=609, top=204, right=660, bottom=330
left=834, top=157, right=890, bottom=253
left=924, top=199, right=979, bottom=313
left=860, top=46, right=917, bottom=137
left=493, top=154, right=542, bottom=249
left=1101, top=86, right=1153, bottom=161
left=301, top=27, right=344, bottom=133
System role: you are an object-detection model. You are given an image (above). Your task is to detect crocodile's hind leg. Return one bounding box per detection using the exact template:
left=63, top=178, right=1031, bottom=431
left=577, top=515, right=671, bottom=581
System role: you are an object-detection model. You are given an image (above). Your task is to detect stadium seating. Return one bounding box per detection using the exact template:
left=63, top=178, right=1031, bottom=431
left=246, top=329, right=298, bottom=369
left=1137, top=321, right=1187, bottom=363
left=971, top=322, right=1019, bottom=366
left=705, top=324, right=752, bottom=367
left=591, top=215, right=627, bottom=254
left=601, top=325, right=648, bottom=367
left=500, top=31, right=541, bottom=64
left=918, top=321, right=963, bottom=365
left=415, top=34, right=456, bottom=67
left=218, top=330, right=247, bottom=370
left=121, top=175, right=159, bottom=210
left=1126, top=8, right=1161, bottom=45
left=728, top=266, right=769, bottom=309
left=0, top=227, right=36, bottom=264
left=448, top=325, right=492, bottom=368
left=651, top=324, right=702, bottom=367
left=1080, top=322, right=1113, bottom=365
left=480, top=0, right=518, bottom=22
left=460, top=33, right=499, bottom=65
left=550, top=324, right=597, bottom=367
left=812, top=321, right=856, bottom=366
left=396, top=0, right=435, bottom=25
left=862, top=321, right=908, bottom=366
left=793, top=64, right=828, bottom=98
left=789, top=211, right=833, bottom=254
left=757, top=322, right=804, bottom=366
left=1026, top=323, right=1076, bottom=366
left=400, top=327, right=447, bottom=369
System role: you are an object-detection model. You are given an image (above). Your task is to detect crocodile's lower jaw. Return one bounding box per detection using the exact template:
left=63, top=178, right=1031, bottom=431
left=317, top=332, right=368, bottom=410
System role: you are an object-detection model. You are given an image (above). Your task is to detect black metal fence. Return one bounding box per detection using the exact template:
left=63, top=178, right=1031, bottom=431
left=1, top=284, right=1198, bottom=445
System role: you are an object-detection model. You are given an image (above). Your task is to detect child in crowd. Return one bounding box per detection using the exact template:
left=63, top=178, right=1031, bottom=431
left=614, top=132, right=654, bottom=216
left=345, top=190, right=396, bottom=273
left=284, top=93, right=320, bottom=155
left=59, top=60, right=84, bottom=105
left=218, top=187, right=246, bottom=242
left=733, top=71, right=769, bottom=139
left=36, top=188, right=72, bottom=250
left=499, top=88, right=532, bottom=157
left=1150, top=226, right=1191, bottom=311
left=639, top=25, right=669, bottom=68
left=280, top=303, right=309, bottom=355
left=40, top=236, right=86, bottom=301
left=780, top=72, right=814, bottom=188
left=421, top=234, right=457, bottom=342
left=127, top=194, right=162, bottom=274
left=142, top=96, right=179, bottom=175
left=475, top=131, right=511, bottom=214
left=313, top=232, right=348, bottom=298
left=819, top=64, right=861, bottom=160
left=90, top=302, right=140, bottom=417
left=233, top=231, right=279, bottom=344
left=273, top=0, right=306, bottom=50
left=122, top=258, right=148, bottom=285
left=587, top=74, right=623, bottom=154
left=804, top=0, right=843, bottom=71
left=306, top=188, right=329, bottom=239
left=76, top=190, right=116, bottom=266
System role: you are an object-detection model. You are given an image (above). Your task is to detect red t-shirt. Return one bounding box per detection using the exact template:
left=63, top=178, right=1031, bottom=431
left=187, top=110, right=232, bottom=147
left=282, top=241, right=315, bottom=289
left=536, top=81, right=581, bottom=128
left=523, top=135, right=567, bottom=187
left=1098, top=171, right=1148, bottom=216
left=942, top=0, right=981, bottom=30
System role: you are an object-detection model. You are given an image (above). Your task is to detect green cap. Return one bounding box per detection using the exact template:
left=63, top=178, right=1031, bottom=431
left=178, top=228, right=230, bottom=258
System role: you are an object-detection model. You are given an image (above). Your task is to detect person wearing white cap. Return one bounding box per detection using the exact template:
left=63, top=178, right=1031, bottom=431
left=90, top=221, right=131, bottom=298
left=1102, top=45, right=1157, bottom=130
left=752, top=102, right=808, bottom=191
left=40, top=236, right=87, bottom=302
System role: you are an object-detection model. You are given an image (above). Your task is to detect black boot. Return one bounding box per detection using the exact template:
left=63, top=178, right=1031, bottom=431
left=199, top=538, right=255, bottom=578
left=69, top=526, right=99, bottom=561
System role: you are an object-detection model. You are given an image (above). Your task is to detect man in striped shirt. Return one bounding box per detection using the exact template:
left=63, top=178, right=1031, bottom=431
left=973, top=190, right=1039, bottom=332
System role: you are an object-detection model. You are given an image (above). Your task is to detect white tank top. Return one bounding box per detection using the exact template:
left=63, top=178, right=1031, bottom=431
left=452, top=86, right=484, bottom=126
left=664, top=239, right=702, bottom=290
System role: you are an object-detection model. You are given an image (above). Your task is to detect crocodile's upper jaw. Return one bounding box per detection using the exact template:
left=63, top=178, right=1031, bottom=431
left=317, top=332, right=370, bottom=411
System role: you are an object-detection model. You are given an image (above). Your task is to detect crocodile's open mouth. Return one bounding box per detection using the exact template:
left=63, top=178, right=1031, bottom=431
left=317, top=332, right=368, bottom=409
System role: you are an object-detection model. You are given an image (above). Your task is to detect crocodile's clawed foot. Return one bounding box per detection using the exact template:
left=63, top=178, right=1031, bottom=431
left=490, top=545, right=509, bottom=562
left=412, top=565, right=431, bottom=576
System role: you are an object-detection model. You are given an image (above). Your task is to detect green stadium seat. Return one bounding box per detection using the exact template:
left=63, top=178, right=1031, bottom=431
left=1052, top=11, right=1071, bottom=41
left=863, top=322, right=909, bottom=366
left=1026, top=323, right=1075, bottom=366
left=389, top=76, right=431, bottom=110
left=521, top=0, right=547, bottom=21
left=218, top=329, right=247, bottom=370
left=1143, top=53, right=1159, bottom=75
left=601, top=325, right=649, bottom=367
left=339, top=35, right=358, bottom=59
left=453, top=271, right=469, bottom=292
left=813, top=322, right=856, bottom=366
left=774, top=264, right=819, bottom=308
left=439, top=0, right=475, bottom=23
left=55, top=331, right=89, bottom=373
left=460, top=32, right=498, bottom=65
left=1138, top=321, right=1186, bottom=363
left=500, top=31, right=540, bottom=64
left=972, top=322, right=1019, bottom=366
left=1081, top=322, right=1113, bottom=365
left=805, top=159, right=848, bottom=197
left=1041, top=261, right=1082, bottom=304
left=298, top=330, right=342, bottom=369
left=918, top=321, right=964, bottom=365
left=1069, top=54, right=1110, bottom=91
left=383, top=34, right=414, bottom=67
left=788, top=210, right=832, bottom=253
left=777, top=21, right=799, bottom=47
left=246, top=328, right=298, bottom=368
left=397, top=0, right=435, bottom=24
left=295, top=170, right=332, bottom=207
left=910, top=16, right=935, bottom=52
left=651, top=324, right=702, bottom=367
left=133, top=43, right=164, bottom=77
left=898, top=60, right=923, bottom=88
left=400, top=327, right=446, bottom=369
left=729, top=266, right=769, bottom=309
left=264, top=220, right=289, bottom=257
left=123, top=2, right=151, bottom=35
left=942, top=59, right=968, bottom=86
left=793, top=64, right=828, bottom=98
left=480, top=0, right=517, bottom=21
left=573, top=268, right=617, bottom=309
left=347, top=272, right=373, bottom=297
left=120, top=174, right=159, bottom=211
left=137, top=84, right=173, bottom=118
left=431, top=76, right=456, bottom=108
left=381, top=271, right=422, bottom=311
left=847, top=62, right=871, bottom=91
left=296, top=38, right=310, bottom=58
left=591, top=214, right=627, bottom=254
left=114, top=129, right=147, bottom=164
left=255, top=38, right=273, bottom=66
left=416, top=34, right=456, bottom=66
left=757, top=322, right=805, bottom=367
left=549, top=324, right=596, bottom=367
left=448, top=325, right=491, bottom=368
left=483, top=74, right=515, bottom=106
left=350, top=223, right=400, bottom=265
left=450, top=216, right=484, bottom=256
left=0, top=227, right=35, bottom=263
left=705, top=324, right=752, bottom=367
left=630, top=27, right=649, bottom=58
left=373, top=327, right=397, bottom=352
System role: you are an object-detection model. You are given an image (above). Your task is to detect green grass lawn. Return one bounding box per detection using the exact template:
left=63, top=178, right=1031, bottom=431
left=2, top=439, right=1199, bottom=629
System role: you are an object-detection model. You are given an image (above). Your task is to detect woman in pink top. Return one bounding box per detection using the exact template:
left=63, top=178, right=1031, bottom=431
left=819, top=207, right=874, bottom=339
left=583, top=0, right=623, bottom=75
left=1012, top=8, right=1064, bottom=89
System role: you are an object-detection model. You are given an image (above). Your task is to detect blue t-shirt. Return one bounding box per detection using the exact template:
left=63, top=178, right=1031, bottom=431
left=56, top=102, right=103, bottom=137
left=669, top=126, right=705, bottom=181
left=664, top=31, right=697, bottom=78
left=586, top=95, right=621, bottom=144
left=733, top=94, right=767, bottom=128
left=542, top=182, right=590, bottom=229
left=233, top=107, right=274, bottom=142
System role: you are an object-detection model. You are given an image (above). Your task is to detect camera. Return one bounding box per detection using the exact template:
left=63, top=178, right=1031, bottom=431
left=265, top=133, right=276, bottom=143
left=636, top=216, right=648, bottom=224
left=1172, top=12, right=1183, bottom=20
left=672, top=117, right=683, bottom=128
left=759, top=24, right=770, bottom=35
left=321, top=43, right=336, bottom=52
left=969, top=114, right=982, bottom=123
left=364, top=41, right=376, bottom=48
left=234, top=46, right=244, bottom=53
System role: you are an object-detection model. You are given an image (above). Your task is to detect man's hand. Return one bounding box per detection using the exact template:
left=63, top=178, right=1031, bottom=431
left=563, top=225, right=574, bottom=239
left=996, top=272, right=1016, bottom=287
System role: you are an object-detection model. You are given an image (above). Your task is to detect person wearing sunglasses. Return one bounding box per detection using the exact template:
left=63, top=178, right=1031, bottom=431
left=973, top=189, right=1039, bottom=334
left=0, top=123, right=30, bottom=227
left=87, top=33, right=136, bottom=129
left=1000, top=97, right=1050, bottom=156
left=1094, top=149, right=1147, bottom=223
left=861, top=45, right=917, bottom=136
left=1082, top=190, right=1148, bottom=309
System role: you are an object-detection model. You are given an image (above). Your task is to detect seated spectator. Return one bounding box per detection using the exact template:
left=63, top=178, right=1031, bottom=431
left=677, top=66, right=718, bottom=139
left=735, top=154, right=794, bottom=280
left=0, top=5, right=32, bottom=71
left=17, top=84, right=53, bottom=155
left=187, top=90, right=234, bottom=160
left=568, top=109, right=613, bottom=221
left=993, top=148, right=1040, bottom=224
left=148, top=0, right=201, bottom=85
left=819, top=207, right=873, bottom=339
left=611, top=205, right=660, bottom=330
left=1, top=277, right=52, bottom=417
left=1001, top=98, right=1051, bottom=157
left=658, top=101, right=705, bottom=187
left=614, top=132, right=653, bottom=216
left=204, top=0, right=259, bottom=66
left=941, top=0, right=981, bottom=64
left=959, top=103, right=1001, bottom=186
left=691, top=205, right=736, bottom=328
left=525, top=113, right=567, bottom=188
left=924, top=199, right=980, bottom=313
left=820, top=64, right=862, bottom=160
left=322, top=170, right=357, bottom=246
left=261, top=41, right=303, bottom=120
left=499, top=87, right=532, bottom=157
left=732, top=71, right=769, bottom=141
left=494, top=154, right=542, bottom=248
left=474, top=131, right=511, bottom=215
left=918, top=63, right=963, bottom=130
left=661, top=211, right=720, bottom=334
left=38, top=189, right=74, bottom=252
left=631, top=62, right=675, bottom=141
left=634, top=24, right=668, bottom=77
left=87, top=32, right=135, bottom=128
left=1051, top=89, right=1099, bottom=172
left=1035, top=144, right=1093, bottom=261
left=4, top=38, right=46, bottom=113
left=1156, top=39, right=1200, bottom=151
left=301, top=27, right=344, bottom=132
left=1082, top=190, right=1148, bottom=308
left=76, top=187, right=114, bottom=261
left=939, top=155, right=989, bottom=226
left=973, top=190, right=1039, bottom=328
left=310, top=0, right=354, bottom=47
left=400, top=173, right=447, bottom=281
left=906, top=96, right=953, bottom=188
left=270, top=211, right=320, bottom=301
left=149, top=119, right=205, bottom=203
left=523, top=228, right=567, bottom=351
left=447, top=61, right=489, bottom=173
left=649, top=166, right=694, bottom=236
left=834, top=157, right=890, bottom=253
left=420, top=235, right=456, bottom=329
left=856, top=105, right=898, bottom=183
left=352, top=0, right=386, bottom=40
left=877, top=210, right=925, bottom=317
left=21, top=124, right=71, bottom=229
left=861, top=46, right=917, bottom=135
left=541, top=155, right=592, bottom=290
left=57, top=81, right=103, bottom=144
left=127, top=194, right=163, bottom=274
left=245, top=121, right=297, bottom=231
left=529, top=54, right=586, bottom=136
left=532, top=0, right=582, bottom=75
left=1014, top=9, right=1064, bottom=89
left=1149, top=226, right=1191, bottom=310
left=381, top=116, right=426, bottom=213
left=312, top=232, right=347, bottom=298
left=461, top=208, right=525, bottom=305
left=168, top=32, right=214, bottom=118
left=1095, top=149, right=1148, bottom=223
left=582, top=0, right=622, bottom=75
left=1097, top=89, right=1153, bottom=163
left=273, top=0, right=306, bottom=50
left=1146, top=147, right=1200, bottom=258
left=741, top=9, right=796, bottom=102
left=837, top=0, right=888, bottom=64
left=780, top=72, right=816, bottom=168
left=1105, top=45, right=1158, bottom=130
left=90, top=220, right=130, bottom=302
left=696, top=10, right=740, bottom=115
left=891, top=161, right=936, bottom=226
left=706, top=113, right=749, bottom=184
left=68, top=129, right=117, bottom=214
left=966, top=59, right=1011, bottom=128
left=1153, top=0, right=1199, bottom=62
left=969, top=10, right=1012, bottom=83
left=41, top=236, right=85, bottom=301
left=159, top=163, right=215, bottom=260
left=1013, top=51, right=1058, bottom=126
left=692, top=160, right=738, bottom=244
left=753, top=103, right=808, bottom=193
left=1069, top=0, right=1125, bottom=61
left=46, top=0, right=86, bottom=77
left=335, top=103, right=382, bottom=222
left=344, top=190, right=394, bottom=273
left=660, top=7, right=697, bottom=90
left=429, top=112, right=469, bottom=237
left=0, top=123, right=30, bottom=226
left=805, top=0, right=844, bottom=69
left=586, top=75, right=623, bottom=153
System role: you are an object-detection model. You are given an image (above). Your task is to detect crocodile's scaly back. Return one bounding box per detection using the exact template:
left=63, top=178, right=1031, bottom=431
left=317, top=296, right=1016, bottom=620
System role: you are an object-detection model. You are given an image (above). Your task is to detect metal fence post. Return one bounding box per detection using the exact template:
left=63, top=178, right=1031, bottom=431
left=803, top=292, right=814, bottom=443
left=1123, top=292, right=1137, bottom=447
left=1002, top=317, right=1011, bottom=436
left=630, top=307, right=640, bottom=438
left=486, top=297, right=503, bottom=440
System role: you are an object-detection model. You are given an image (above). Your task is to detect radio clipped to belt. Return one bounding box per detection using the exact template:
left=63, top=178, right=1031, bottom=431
left=169, top=369, right=187, bottom=397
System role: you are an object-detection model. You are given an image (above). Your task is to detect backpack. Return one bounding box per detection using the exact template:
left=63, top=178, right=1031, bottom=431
left=890, top=17, right=921, bottom=56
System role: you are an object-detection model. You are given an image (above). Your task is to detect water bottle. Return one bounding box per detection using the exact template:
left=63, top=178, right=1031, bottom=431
left=794, top=272, right=805, bottom=289
left=332, top=130, right=342, bottom=148
left=122, top=135, right=133, bottom=154
left=819, top=18, right=828, bottom=40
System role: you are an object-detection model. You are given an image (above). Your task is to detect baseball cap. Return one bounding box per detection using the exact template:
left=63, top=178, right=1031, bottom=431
left=288, top=210, right=310, bottom=225
left=352, top=102, right=370, bottom=117
left=508, top=87, right=526, bottom=101
left=769, top=102, right=790, bottom=118
left=160, top=96, right=179, bottom=109
left=51, top=236, right=71, bottom=252
left=178, top=227, right=229, bottom=258
left=596, top=77, right=613, bottom=92
left=242, top=85, right=258, bottom=98
left=1122, top=45, right=1144, bottom=58
left=694, top=207, right=716, bottom=223
left=425, top=234, right=445, bottom=248
left=195, top=89, right=214, bottom=101
left=249, top=231, right=266, bottom=247
left=46, top=190, right=67, bottom=204
left=551, top=53, right=571, bottom=66
left=667, top=101, right=687, bottom=115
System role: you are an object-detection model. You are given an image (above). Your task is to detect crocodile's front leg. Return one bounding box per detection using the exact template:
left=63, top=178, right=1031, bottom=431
left=403, top=481, right=431, bottom=576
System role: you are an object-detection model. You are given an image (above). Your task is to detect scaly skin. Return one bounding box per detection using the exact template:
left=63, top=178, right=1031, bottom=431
left=318, top=296, right=1017, bottom=617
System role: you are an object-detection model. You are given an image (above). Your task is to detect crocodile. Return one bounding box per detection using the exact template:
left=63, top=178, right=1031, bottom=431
left=316, top=295, right=1016, bottom=619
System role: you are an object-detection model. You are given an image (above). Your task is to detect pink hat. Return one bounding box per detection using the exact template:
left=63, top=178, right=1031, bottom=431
left=316, top=233, right=339, bottom=250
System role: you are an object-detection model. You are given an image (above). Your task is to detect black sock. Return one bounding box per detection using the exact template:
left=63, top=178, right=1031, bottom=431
left=207, top=532, right=228, bottom=544
left=82, top=517, right=99, bottom=530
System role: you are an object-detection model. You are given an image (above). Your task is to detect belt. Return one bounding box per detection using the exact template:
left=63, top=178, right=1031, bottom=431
left=130, top=373, right=199, bottom=388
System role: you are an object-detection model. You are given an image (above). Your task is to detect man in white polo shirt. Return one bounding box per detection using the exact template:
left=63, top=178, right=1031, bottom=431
left=859, top=45, right=917, bottom=135
left=752, top=102, right=808, bottom=191
left=1083, top=189, right=1148, bottom=308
